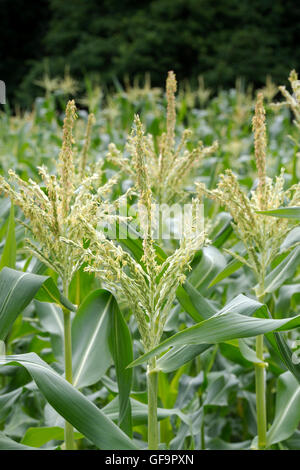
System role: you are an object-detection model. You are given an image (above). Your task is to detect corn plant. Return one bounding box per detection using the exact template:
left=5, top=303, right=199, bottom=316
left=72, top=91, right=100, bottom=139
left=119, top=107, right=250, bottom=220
left=197, top=92, right=300, bottom=448
left=0, top=100, right=123, bottom=449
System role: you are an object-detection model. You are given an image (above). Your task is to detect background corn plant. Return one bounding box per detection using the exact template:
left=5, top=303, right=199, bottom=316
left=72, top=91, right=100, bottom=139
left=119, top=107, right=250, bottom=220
left=0, top=74, right=300, bottom=450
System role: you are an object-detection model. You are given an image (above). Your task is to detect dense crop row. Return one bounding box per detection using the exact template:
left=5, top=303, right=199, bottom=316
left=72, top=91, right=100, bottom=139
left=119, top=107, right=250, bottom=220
left=0, top=72, right=299, bottom=450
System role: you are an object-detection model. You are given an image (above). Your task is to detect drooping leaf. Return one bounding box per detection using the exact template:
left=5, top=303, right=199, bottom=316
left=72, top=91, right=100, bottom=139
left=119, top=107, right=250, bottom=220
left=182, top=281, right=217, bottom=320
left=129, top=302, right=300, bottom=367
left=0, top=267, right=74, bottom=341
left=238, top=339, right=266, bottom=365
left=35, top=276, right=76, bottom=312
left=188, top=246, right=226, bottom=292
left=0, top=353, right=137, bottom=450
left=0, top=268, right=52, bottom=340
left=138, top=294, right=276, bottom=370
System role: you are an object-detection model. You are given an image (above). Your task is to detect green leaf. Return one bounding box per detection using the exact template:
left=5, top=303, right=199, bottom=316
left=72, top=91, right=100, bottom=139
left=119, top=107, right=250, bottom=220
left=156, top=344, right=211, bottom=372
left=72, top=289, right=113, bottom=389
left=212, top=217, right=233, bottom=248
left=0, top=387, right=23, bottom=421
left=35, top=276, right=76, bottom=312
left=238, top=339, right=266, bottom=365
left=209, top=258, right=243, bottom=287
left=0, top=353, right=137, bottom=450
left=182, top=281, right=217, bottom=320
left=129, top=301, right=300, bottom=367
left=188, top=246, right=226, bottom=292
left=21, top=426, right=83, bottom=447
left=103, top=397, right=189, bottom=426
left=157, top=295, right=256, bottom=371
left=0, top=431, right=36, bottom=450
left=276, top=284, right=300, bottom=315
left=261, top=246, right=300, bottom=294
left=109, top=297, right=133, bottom=437
left=266, top=372, right=300, bottom=446
left=256, top=207, right=300, bottom=219
left=216, top=293, right=264, bottom=317
left=0, top=203, right=16, bottom=270
left=0, top=267, right=75, bottom=341
left=273, top=332, right=300, bottom=384
left=281, top=227, right=300, bottom=252
left=204, top=372, right=238, bottom=406
left=34, top=300, right=64, bottom=363
left=68, top=265, right=95, bottom=306
left=176, top=284, right=202, bottom=322
left=116, top=222, right=144, bottom=262
left=207, top=437, right=251, bottom=450
left=0, top=268, right=50, bottom=340
left=284, top=430, right=300, bottom=449
left=137, top=294, right=273, bottom=371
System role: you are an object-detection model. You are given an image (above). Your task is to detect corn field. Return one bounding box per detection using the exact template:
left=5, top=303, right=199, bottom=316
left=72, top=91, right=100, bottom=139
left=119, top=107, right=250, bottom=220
left=0, top=71, right=300, bottom=451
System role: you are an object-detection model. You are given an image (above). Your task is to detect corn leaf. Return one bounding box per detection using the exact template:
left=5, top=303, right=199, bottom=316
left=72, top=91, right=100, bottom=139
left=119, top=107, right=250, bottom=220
left=266, top=372, right=300, bottom=446
left=129, top=302, right=300, bottom=368
left=273, top=332, right=300, bottom=384
left=0, top=203, right=16, bottom=270
left=72, top=289, right=113, bottom=389
left=0, top=431, right=36, bottom=450
left=34, top=300, right=64, bottom=364
left=0, top=353, right=138, bottom=450
left=261, top=246, right=300, bottom=294
left=0, top=267, right=75, bottom=341
left=108, top=297, right=133, bottom=437
left=188, top=246, right=226, bottom=292
left=256, top=207, right=300, bottom=219
left=21, top=426, right=83, bottom=448
left=209, top=258, right=244, bottom=287
left=156, top=344, right=211, bottom=373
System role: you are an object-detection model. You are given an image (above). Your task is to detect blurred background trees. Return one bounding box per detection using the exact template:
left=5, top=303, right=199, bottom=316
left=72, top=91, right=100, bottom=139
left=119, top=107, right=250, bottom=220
left=1, top=0, right=300, bottom=106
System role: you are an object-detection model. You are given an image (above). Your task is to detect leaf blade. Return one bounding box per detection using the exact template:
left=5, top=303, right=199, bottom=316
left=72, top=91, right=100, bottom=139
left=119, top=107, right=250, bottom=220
left=0, top=353, right=137, bottom=450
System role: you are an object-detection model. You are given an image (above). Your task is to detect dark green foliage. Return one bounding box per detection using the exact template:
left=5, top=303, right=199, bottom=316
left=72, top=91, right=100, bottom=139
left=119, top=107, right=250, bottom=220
left=0, top=0, right=50, bottom=105
left=1, top=0, right=300, bottom=106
